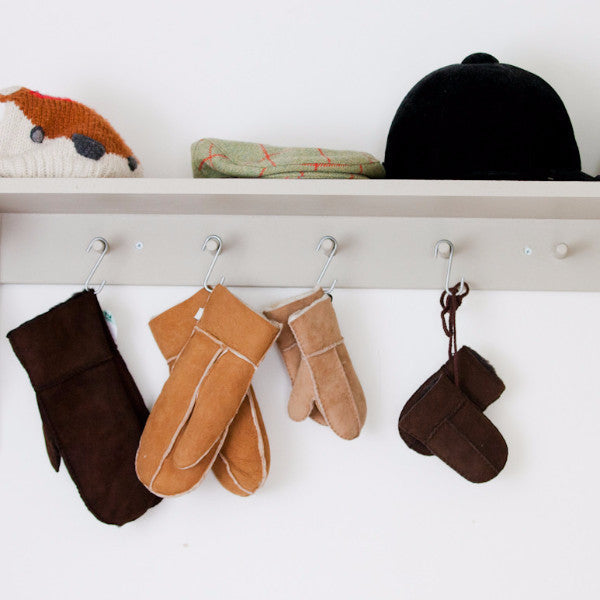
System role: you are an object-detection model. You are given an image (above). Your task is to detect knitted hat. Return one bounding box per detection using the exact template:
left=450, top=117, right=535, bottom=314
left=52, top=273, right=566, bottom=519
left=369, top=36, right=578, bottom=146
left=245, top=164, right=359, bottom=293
left=0, top=86, right=141, bottom=177
left=384, top=53, right=594, bottom=180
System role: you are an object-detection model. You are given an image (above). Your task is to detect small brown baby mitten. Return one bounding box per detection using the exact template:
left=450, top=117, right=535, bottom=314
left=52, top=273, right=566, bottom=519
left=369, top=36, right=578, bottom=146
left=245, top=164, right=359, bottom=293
left=398, top=372, right=508, bottom=483
left=265, top=289, right=366, bottom=440
left=7, top=291, right=161, bottom=526
left=398, top=283, right=508, bottom=483
left=136, top=285, right=280, bottom=496
left=399, top=346, right=505, bottom=455
left=148, top=288, right=270, bottom=497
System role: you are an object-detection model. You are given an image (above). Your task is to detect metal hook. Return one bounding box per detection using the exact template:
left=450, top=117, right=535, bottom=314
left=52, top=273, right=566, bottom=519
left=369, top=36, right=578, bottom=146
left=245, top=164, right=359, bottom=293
left=84, top=237, right=109, bottom=295
left=202, top=234, right=225, bottom=292
left=434, top=239, right=465, bottom=295
left=315, top=235, right=338, bottom=294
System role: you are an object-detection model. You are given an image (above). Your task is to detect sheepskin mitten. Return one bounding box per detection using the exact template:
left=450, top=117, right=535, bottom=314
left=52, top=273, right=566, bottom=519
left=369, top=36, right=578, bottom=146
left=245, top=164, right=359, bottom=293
left=398, top=372, right=508, bottom=483
left=399, top=346, right=506, bottom=455
left=191, top=138, right=385, bottom=179
left=136, top=285, right=280, bottom=495
left=264, top=288, right=329, bottom=425
left=266, top=291, right=366, bottom=440
left=7, top=290, right=160, bottom=526
left=0, top=86, right=141, bottom=177
left=148, top=289, right=270, bottom=497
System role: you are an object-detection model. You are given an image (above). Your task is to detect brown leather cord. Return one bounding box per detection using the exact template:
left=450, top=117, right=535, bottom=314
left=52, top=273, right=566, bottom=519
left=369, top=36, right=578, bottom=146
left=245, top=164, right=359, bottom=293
left=440, top=282, right=470, bottom=386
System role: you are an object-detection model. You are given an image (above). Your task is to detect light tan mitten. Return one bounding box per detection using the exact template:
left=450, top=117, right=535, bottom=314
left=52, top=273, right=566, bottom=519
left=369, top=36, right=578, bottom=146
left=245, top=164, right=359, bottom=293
left=136, top=285, right=280, bottom=496
left=149, top=289, right=270, bottom=497
left=266, top=291, right=366, bottom=440
left=264, top=288, right=327, bottom=425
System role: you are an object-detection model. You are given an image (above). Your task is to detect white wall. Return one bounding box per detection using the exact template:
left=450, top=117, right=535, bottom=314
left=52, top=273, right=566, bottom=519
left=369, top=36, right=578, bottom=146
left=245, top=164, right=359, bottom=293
left=1, top=2, right=600, bottom=599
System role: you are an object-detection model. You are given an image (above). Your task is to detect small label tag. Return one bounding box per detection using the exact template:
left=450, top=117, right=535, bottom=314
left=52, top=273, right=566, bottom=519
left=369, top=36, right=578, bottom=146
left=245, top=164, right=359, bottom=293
left=103, top=310, right=118, bottom=341
left=194, top=307, right=204, bottom=321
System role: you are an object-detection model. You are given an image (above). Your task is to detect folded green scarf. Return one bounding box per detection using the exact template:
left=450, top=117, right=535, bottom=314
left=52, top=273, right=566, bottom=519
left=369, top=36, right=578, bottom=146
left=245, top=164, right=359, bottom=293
left=191, top=138, right=385, bottom=179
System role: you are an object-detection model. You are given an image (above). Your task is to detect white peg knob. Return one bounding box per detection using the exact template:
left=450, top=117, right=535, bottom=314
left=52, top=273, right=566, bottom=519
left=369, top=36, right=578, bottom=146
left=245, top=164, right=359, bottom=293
left=554, top=243, right=569, bottom=259
left=205, top=238, right=219, bottom=253
left=436, top=241, right=451, bottom=259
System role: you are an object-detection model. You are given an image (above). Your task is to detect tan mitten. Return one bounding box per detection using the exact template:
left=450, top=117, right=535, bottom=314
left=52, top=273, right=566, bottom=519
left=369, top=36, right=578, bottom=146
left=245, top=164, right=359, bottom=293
left=149, top=289, right=270, bottom=497
left=287, top=294, right=366, bottom=440
left=264, top=288, right=328, bottom=424
left=136, top=285, right=280, bottom=495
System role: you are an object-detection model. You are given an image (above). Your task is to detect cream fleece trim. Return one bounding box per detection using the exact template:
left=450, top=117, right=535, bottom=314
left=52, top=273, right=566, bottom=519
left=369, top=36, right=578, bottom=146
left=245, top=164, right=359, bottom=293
left=139, top=347, right=224, bottom=491
left=176, top=371, right=256, bottom=471
left=215, top=389, right=268, bottom=496
left=288, top=295, right=361, bottom=440
left=194, top=326, right=259, bottom=369
left=263, top=287, right=323, bottom=312
left=287, top=293, right=331, bottom=324
left=248, top=388, right=268, bottom=487
left=147, top=429, right=229, bottom=498
left=217, top=454, right=253, bottom=496
left=306, top=340, right=344, bottom=358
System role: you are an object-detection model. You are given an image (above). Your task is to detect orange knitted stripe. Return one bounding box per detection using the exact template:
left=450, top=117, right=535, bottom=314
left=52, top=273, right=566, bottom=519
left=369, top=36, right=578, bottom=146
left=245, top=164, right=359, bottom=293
left=0, top=88, right=133, bottom=158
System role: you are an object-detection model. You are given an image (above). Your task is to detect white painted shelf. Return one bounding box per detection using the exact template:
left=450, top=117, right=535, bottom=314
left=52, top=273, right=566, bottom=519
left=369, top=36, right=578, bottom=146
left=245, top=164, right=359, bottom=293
left=1, top=178, right=600, bottom=218
left=1, top=178, right=600, bottom=291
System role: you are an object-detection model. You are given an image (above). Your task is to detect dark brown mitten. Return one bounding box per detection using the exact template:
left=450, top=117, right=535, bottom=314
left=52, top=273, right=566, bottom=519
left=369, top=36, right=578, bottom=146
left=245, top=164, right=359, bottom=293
left=398, top=373, right=508, bottom=483
left=399, top=346, right=505, bottom=455
left=7, top=290, right=161, bottom=526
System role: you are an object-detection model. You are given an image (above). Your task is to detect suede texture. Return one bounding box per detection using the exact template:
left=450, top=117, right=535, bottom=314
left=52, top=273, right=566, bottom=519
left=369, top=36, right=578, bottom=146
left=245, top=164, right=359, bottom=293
left=7, top=290, right=161, bottom=526
left=385, top=52, right=594, bottom=180
left=149, top=289, right=270, bottom=497
left=136, top=285, right=280, bottom=496
left=264, top=287, right=327, bottom=425
left=398, top=372, right=508, bottom=483
left=266, top=291, right=366, bottom=440
left=399, top=346, right=505, bottom=455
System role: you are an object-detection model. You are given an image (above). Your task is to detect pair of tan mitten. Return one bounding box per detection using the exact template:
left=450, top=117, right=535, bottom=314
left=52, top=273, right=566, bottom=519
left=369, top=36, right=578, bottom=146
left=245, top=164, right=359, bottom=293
left=136, top=285, right=280, bottom=497
left=265, top=288, right=366, bottom=440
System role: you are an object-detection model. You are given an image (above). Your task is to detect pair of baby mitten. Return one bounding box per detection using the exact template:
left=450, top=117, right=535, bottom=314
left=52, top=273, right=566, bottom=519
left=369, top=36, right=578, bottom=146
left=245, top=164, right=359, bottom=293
left=264, top=288, right=366, bottom=440
left=7, top=290, right=160, bottom=525
left=398, top=346, right=508, bottom=483
left=136, top=285, right=280, bottom=497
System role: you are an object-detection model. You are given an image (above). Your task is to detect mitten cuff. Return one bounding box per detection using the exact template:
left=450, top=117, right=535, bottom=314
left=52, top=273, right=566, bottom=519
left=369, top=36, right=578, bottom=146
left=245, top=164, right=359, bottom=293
left=443, top=346, right=505, bottom=410
left=200, top=285, right=280, bottom=365
left=263, top=287, right=324, bottom=349
left=7, top=290, right=114, bottom=391
left=288, top=294, right=342, bottom=356
left=149, top=289, right=210, bottom=361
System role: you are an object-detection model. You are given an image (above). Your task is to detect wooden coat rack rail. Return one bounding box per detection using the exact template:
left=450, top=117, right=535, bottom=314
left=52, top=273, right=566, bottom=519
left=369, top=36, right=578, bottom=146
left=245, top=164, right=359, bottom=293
left=1, top=178, right=600, bottom=291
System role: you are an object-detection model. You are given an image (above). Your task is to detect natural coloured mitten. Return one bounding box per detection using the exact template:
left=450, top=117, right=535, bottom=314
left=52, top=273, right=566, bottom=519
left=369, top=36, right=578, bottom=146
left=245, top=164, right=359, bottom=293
left=148, top=289, right=270, bottom=497
left=285, top=294, right=366, bottom=440
left=136, top=285, right=280, bottom=494
left=264, top=287, right=328, bottom=425
left=191, top=138, right=385, bottom=179
left=398, top=373, right=508, bottom=483
left=212, top=387, right=270, bottom=497
left=399, top=346, right=505, bottom=455
left=0, top=86, right=141, bottom=177
left=7, top=291, right=160, bottom=526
